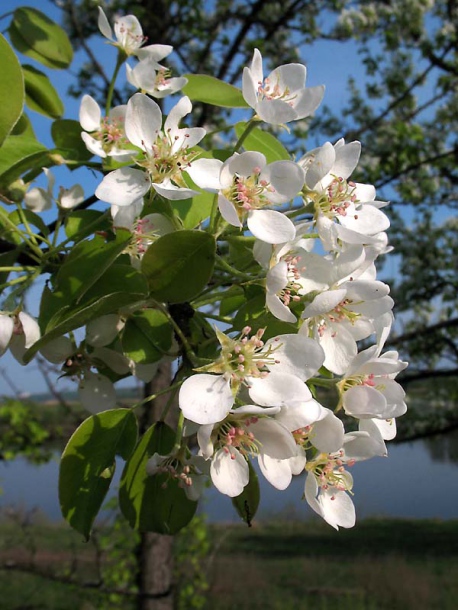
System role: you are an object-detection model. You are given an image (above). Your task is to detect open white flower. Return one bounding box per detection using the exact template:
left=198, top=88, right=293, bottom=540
left=79, top=94, right=134, bottom=161
left=126, top=58, right=187, bottom=98
left=300, top=139, right=390, bottom=251
left=338, top=346, right=408, bottom=420
left=98, top=7, right=176, bottom=65
left=179, top=327, right=324, bottom=425
left=95, top=94, right=205, bottom=206
left=189, top=151, right=304, bottom=244
left=197, top=405, right=297, bottom=496
left=242, top=48, right=325, bottom=124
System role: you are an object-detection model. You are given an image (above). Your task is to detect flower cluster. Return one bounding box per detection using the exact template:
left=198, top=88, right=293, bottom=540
left=8, top=9, right=407, bottom=532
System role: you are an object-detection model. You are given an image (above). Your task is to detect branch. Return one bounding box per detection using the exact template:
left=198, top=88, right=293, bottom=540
left=399, top=368, right=458, bottom=386
left=387, top=317, right=458, bottom=346
left=344, top=41, right=455, bottom=142
left=375, top=147, right=458, bottom=189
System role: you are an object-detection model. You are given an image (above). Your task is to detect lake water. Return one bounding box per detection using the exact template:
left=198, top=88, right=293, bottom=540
left=1, top=430, right=458, bottom=523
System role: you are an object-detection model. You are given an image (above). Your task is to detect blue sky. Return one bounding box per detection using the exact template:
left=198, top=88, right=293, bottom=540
left=0, top=1, right=401, bottom=396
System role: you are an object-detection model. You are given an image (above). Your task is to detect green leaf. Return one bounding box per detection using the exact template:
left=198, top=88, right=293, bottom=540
left=170, top=190, right=214, bottom=229
left=141, top=230, right=216, bottom=303
left=0, top=133, right=49, bottom=189
left=9, top=7, right=73, bottom=69
left=25, top=264, right=148, bottom=362
left=122, top=309, right=173, bottom=364
left=183, top=74, right=249, bottom=108
left=59, top=409, right=138, bottom=539
left=232, top=461, right=260, bottom=526
left=53, top=231, right=132, bottom=305
left=52, top=119, right=93, bottom=161
left=0, top=249, right=19, bottom=285
left=119, top=422, right=197, bottom=534
left=7, top=208, right=50, bottom=243
left=234, top=122, right=290, bottom=163
left=64, top=210, right=111, bottom=242
left=11, top=113, right=36, bottom=138
left=22, top=64, right=63, bottom=119
left=0, top=34, right=24, bottom=146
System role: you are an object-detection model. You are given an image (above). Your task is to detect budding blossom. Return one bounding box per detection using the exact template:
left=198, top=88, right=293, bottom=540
left=0, top=311, right=40, bottom=363
left=24, top=168, right=84, bottom=212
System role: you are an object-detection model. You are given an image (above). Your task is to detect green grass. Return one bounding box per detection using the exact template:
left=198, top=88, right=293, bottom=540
left=1, top=517, right=458, bottom=609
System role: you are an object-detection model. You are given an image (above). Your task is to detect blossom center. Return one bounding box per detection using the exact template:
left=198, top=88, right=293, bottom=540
left=137, top=131, right=195, bottom=186
left=222, top=168, right=275, bottom=217
left=303, top=175, right=358, bottom=221
left=93, top=116, right=128, bottom=153
left=306, top=450, right=355, bottom=494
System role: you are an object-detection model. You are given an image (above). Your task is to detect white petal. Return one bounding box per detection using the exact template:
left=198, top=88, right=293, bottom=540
left=261, top=161, right=304, bottom=204
left=78, top=373, right=117, bottom=413
left=312, top=410, right=345, bottom=453
left=39, top=336, right=73, bottom=364
left=125, top=93, right=162, bottom=150
left=79, top=94, right=101, bottom=131
left=86, top=314, right=121, bottom=347
left=218, top=195, right=242, bottom=227
left=247, top=372, right=311, bottom=407
left=250, top=418, right=296, bottom=459
left=332, top=140, right=361, bottom=180
left=179, top=374, right=233, bottom=425
left=256, top=98, right=298, bottom=124
left=258, top=453, right=292, bottom=490
left=263, top=334, right=325, bottom=381
left=210, top=448, right=248, bottom=497
left=247, top=210, right=295, bottom=244
left=275, top=400, right=324, bottom=430
left=152, top=180, right=198, bottom=200
left=319, top=488, right=356, bottom=530
left=18, top=312, right=40, bottom=348
left=186, top=158, right=223, bottom=191
left=97, top=7, right=113, bottom=41
left=95, top=167, right=150, bottom=206
left=343, top=385, right=387, bottom=418
left=24, top=187, right=52, bottom=212
left=0, top=315, right=14, bottom=354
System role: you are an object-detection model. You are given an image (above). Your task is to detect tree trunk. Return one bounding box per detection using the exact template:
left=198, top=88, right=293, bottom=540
left=136, top=360, right=175, bottom=610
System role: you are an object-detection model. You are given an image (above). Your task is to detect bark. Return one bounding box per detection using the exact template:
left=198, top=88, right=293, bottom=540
left=136, top=360, right=175, bottom=610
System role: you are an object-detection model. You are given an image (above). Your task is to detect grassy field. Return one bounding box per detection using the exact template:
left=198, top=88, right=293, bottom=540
left=1, top=517, right=458, bottom=609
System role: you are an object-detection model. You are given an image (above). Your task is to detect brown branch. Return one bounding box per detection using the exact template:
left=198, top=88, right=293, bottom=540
left=387, top=317, right=458, bottom=346
left=345, top=41, right=456, bottom=142
left=375, top=147, right=458, bottom=189
left=399, top=368, right=458, bottom=386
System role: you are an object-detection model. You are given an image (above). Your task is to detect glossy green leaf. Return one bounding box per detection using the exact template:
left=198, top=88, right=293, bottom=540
left=25, top=264, right=148, bottom=362
left=0, top=134, right=48, bottom=188
left=10, top=7, right=73, bottom=69
left=141, top=230, right=216, bottom=303
left=170, top=189, right=214, bottom=229
left=11, top=113, right=36, bottom=138
left=119, top=422, right=197, bottom=534
left=22, top=64, right=63, bottom=118
left=122, top=309, right=173, bottom=364
left=235, top=122, right=290, bottom=163
left=53, top=230, right=132, bottom=305
left=59, top=409, right=138, bottom=539
left=183, top=74, right=249, bottom=108
left=231, top=461, right=260, bottom=526
left=0, top=249, right=19, bottom=285
left=52, top=119, right=93, bottom=161
left=64, top=210, right=111, bottom=242
left=6, top=208, right=50, bottom=243
left=0, top=34, right=24, bottom=146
